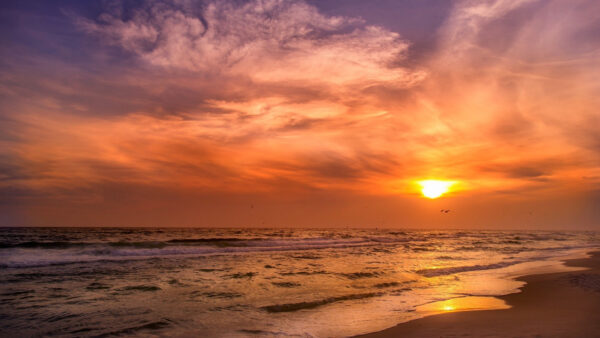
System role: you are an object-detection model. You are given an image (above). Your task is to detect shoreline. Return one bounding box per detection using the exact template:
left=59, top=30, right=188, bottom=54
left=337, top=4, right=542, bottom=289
left=356, top=250, right=600, bottom=338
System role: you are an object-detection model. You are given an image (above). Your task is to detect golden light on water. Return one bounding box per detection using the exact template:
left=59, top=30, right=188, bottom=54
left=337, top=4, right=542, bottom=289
left=418, top=180, right=456, bottom=199
left=417, top=297, right=510, bottom=314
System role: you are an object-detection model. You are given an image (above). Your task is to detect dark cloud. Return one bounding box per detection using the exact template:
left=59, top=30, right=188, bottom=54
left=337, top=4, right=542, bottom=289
left=491, top=111, right=533, bottom=139
left=479, top=161, right=560, bottom=179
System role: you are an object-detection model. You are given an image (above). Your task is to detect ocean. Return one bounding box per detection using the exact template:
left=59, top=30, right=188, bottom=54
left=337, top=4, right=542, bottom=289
left=1, top=228, right=598, bottom=337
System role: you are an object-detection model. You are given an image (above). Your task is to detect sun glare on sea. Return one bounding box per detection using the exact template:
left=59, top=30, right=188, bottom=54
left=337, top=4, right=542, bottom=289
left=418, top=180, right=456, bottom=199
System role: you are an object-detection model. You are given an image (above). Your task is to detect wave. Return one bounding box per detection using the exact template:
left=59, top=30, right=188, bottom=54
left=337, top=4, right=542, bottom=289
left=0, top=237, right=406, bottom=268
left=417, top=261, right=518, bottom=277
left=96, top=320, right=171, bottom=337
left=373, top=282, right=401, bottom=288
left=119, top=285, right=161, bottom=292
left=340, top=271, right=382, bottom=279
left=0, top=238, right=253, bottom=249
left=415, top=247, right=590, bottom=278
left=1, top=233, right=594, bottom=269
left=0, top=241, right=90, bottom=249
left=0, top=233, right=419, bottom=250
left=261, top=292, right=384, bottom=312
left=199, top=291, right=244, bottom=299
left=272, top=282, right=301, bottom=288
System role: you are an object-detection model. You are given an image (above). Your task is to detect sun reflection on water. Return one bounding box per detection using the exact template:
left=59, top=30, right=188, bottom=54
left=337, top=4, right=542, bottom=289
left=442, top=305, right=455, bottom=311
left=417, top=296, right=509, bottom=314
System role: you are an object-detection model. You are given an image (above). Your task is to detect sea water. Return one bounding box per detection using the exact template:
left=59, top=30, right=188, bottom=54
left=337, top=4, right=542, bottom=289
left=0, top=228, right=598, bottom=337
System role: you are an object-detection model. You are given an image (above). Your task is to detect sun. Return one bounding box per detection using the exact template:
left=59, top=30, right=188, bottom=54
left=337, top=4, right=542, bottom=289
left=418, top=180, right=455, bottom=199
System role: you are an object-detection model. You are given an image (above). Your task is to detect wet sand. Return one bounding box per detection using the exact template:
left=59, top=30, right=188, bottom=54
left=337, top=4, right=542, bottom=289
left=357, top=251, right=600, bottom=338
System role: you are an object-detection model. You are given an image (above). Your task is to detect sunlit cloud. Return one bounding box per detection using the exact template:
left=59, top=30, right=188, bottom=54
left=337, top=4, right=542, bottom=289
left=1, top=0, right=599, bottom=227
left=76, top=0, right=425, bottom=87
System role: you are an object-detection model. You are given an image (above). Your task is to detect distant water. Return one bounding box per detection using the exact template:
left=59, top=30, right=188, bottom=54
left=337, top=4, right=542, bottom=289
left=1, top=228, right=598, bottom=337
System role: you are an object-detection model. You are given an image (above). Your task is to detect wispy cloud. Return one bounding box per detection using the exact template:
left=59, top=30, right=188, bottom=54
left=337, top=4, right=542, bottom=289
left=77, top=0, right=425, bottom=87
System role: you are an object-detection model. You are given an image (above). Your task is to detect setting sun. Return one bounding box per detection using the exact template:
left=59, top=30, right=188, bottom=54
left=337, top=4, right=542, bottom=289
left=418, top=180, right=456, bottom=199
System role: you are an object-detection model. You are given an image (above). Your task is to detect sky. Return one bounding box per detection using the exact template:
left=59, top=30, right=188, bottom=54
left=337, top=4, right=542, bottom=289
left=1, top=0, right=599, bottom=229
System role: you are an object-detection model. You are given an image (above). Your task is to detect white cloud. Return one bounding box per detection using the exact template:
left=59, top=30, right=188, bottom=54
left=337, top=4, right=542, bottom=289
left=78, top=0, right=424, bottom=88
left=437, top=0, right=537, bottom=60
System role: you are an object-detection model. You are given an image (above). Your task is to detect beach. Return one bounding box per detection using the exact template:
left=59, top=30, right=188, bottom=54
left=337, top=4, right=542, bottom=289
left=358, top=251, right=600, bottom=338
left=1, top=228, right=598, bottom=337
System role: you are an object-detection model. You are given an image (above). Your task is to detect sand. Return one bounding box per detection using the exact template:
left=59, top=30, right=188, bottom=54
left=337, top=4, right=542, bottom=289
left=356, top=251, right=600, bottom=338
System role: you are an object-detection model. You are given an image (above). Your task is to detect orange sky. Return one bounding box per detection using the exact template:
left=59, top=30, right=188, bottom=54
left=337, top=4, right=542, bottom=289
left=1, top=0, right=599, bottom=228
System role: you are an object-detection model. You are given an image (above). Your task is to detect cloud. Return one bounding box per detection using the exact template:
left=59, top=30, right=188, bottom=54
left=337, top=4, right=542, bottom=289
left=1, top=0, right=600, bottom=227
left=78, top=0, right=425, bottom=88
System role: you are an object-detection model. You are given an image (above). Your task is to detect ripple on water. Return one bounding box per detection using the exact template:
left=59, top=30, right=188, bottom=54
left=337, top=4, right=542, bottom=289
left=261, top=292, right=385, bottom=313
left=119, top=285, right=161, bottom=292
left=201, top=291, right=244, bottom=299
left=271, top=282, right=301, bottom=288
left=225, top=272, right=257, bottom=279
left=340, top=271, right=382, bottom=279
left=86, top=282, right=111, bottom=290
left=96, top=320, right=172, bottom=337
